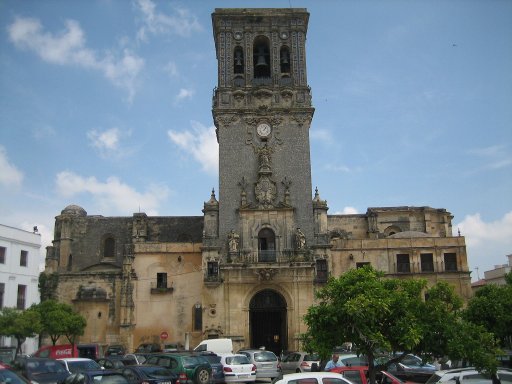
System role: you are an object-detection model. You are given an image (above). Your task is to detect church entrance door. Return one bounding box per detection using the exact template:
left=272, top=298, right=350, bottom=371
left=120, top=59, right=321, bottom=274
left=249, top=289, right=287, bottom=356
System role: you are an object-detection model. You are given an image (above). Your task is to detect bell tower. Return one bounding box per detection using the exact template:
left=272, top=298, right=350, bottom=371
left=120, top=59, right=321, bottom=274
left=212, top=8, right=315, bottom=258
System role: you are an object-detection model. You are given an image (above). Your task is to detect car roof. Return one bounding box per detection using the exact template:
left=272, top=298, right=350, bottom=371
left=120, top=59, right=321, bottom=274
left=57, top=358, right=95, bottom=362
left=280, top=372, right=349, bottom=380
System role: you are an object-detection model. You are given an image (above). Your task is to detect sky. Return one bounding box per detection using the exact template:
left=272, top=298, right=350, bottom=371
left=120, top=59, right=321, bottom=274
left=1, top=0, right=511, bottom=281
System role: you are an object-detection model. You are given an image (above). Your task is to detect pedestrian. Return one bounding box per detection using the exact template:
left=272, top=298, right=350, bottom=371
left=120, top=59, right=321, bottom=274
left=324, top=354, right=344, bottom=371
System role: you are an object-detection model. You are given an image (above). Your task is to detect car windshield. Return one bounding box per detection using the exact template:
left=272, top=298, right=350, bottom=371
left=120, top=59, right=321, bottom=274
left=304, top=354, right=320, bottom=361
left=425, top=373, right=443, bottom=384
left=182, top=356, right=206, bottom=368
left=69, top=361, right=101, bottom=372
left=28, top=361, right=67, bottom=374
left=0, top=369, right=28, bottom=384
left=226, top=356, right=250, bottom=365
left=254, top=352, right=277, bottom=362
left=201, top=355, right=221, bottom=364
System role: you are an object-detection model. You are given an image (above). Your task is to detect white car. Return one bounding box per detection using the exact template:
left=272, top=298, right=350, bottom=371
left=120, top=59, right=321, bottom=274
left=220, top=354, right=256, bottom=383
left=281, top=352, right=321, bottom=373
left=57, top=358, right=102, bottom=373
left=425, top=367, right=512, bottom=384
left=274, top=372, right=355, bottom=384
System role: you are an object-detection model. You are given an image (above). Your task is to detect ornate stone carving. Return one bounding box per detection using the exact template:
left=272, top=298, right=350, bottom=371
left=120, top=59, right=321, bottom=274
left=255, top=268, right=278, bottom=281
left=291, top=113, right=312, bottom=127
left=215, top=114, right=238, bottom=128
left=255, top=175, right=277, bottom=208
left=238, top=177, right=249, bottom=207
left=281, top=177, right=292, bottom=206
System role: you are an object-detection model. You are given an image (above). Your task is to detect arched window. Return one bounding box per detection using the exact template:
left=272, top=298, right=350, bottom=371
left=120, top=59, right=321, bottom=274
left=253, top=36, right=270, bottom=79
left=280, top=46, right=290, bottom=74
left=258, top=228, right=276, bottom=262
left=234, top=46, right=244, bottom=74
left=104, top=237, right=115, bottom=258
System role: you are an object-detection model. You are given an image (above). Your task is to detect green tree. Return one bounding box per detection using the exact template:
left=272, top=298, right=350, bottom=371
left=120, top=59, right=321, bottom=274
left=463, top=279, right=512, bottom=349
left=302, top=266, right=500, bottom=384
left=62, top=311, right=87, bottom=349
left=33, top=300, right=87, bottom=351
left=0, top=307, right=42, bottom=356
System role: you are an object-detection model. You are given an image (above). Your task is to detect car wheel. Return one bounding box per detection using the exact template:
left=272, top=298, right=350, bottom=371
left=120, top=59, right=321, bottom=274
left=296, top=369, right=301, bottom=373
left=195, top=368, right=210, bottom=384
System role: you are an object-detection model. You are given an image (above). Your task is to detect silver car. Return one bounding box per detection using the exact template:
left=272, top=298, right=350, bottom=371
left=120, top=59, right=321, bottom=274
left=281, top=352, right=321, bottom=373
left=237, top=349, right=281, bottom=380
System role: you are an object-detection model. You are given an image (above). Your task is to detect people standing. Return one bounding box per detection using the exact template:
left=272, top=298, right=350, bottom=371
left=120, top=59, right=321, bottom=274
left=324, top=354, right=344, bottom=371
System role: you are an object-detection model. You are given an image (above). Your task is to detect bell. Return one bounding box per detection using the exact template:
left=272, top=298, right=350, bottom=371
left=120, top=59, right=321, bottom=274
left=255, top=47, right=268, bottom=68
left=281, top=52, right=289, bottom=65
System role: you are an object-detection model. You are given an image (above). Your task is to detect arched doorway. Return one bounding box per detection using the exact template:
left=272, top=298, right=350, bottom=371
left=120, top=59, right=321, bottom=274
left=249, top=289, right=287, bottom=356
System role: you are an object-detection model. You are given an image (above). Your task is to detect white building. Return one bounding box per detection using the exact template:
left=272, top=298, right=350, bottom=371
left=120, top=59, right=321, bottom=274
left=483, top=254, right=512, bottom=285
left=0, top=224, right=41, bottom=355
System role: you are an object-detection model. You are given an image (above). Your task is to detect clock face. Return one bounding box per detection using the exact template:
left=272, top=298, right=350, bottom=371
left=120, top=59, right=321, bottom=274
left=257, top=123, right=271, bottom=137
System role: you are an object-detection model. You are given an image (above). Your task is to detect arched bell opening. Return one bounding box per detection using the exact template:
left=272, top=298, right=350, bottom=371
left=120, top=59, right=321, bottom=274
left=253, top=36, right=271, bottom=79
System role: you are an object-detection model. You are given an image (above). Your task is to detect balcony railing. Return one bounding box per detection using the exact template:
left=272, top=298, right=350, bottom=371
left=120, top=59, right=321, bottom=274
left=252, top=77, right=272, bottom=86
left=227, top=250, right=312, bottom=264
left=150, top=282, right=173, bottom=294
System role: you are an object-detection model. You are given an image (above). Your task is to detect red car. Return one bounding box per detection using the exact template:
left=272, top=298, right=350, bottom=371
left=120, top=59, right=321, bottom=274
left=331, top=365, right=414, bottom=384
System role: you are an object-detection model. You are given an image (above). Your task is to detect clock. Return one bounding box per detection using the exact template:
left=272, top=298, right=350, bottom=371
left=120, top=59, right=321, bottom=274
left=257, top=123, right=272, bottom=137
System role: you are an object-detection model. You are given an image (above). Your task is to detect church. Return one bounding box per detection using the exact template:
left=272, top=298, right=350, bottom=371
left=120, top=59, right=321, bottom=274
left=43, top=8, right=472, bottom=356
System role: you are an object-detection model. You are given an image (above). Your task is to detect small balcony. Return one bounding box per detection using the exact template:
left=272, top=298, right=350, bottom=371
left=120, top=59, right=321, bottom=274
left=150, top=282, right=174, bottom=294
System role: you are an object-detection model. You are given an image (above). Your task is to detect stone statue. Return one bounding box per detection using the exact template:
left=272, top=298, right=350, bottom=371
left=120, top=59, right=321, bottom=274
left=295, top=228, right=306, bottom=250
left=228, top=230, right=240, bottom=252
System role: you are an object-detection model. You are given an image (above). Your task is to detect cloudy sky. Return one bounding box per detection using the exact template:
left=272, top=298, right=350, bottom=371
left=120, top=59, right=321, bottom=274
left=1, top=0, right=511, bottom=280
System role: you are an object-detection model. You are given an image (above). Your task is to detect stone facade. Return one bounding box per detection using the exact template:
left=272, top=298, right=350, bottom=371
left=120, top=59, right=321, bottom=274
left=43, top=8, right=471, bottom=356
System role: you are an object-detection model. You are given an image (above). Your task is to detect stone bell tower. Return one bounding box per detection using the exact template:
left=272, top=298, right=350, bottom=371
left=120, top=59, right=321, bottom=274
left=203, top=9, right=323, bottom=352
left=212, top=8, right=315, bottom=258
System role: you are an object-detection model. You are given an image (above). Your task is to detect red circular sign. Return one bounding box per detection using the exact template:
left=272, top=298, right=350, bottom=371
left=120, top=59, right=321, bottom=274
left=160, top=331, right=168, bottom=340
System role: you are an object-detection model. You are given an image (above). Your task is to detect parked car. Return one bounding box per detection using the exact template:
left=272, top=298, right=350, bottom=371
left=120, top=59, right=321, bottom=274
left=97, top=357, right=137, bottom=370
left=58, top=358, right=103, bottom=374
left=105, top=345, right=127, bottom=358
left=237, top=349, right=281, bottom=380
left=273, top=372, right=354, bottom=384
left=0, top=363, right=29, bottom=384
left=331, top=365, right=412, bottom=384
left=124, top=354, right=150, bottom=365
left=192, top=352, right=224, bottom=384
left=15, top=357, right=70, bottom=384
left=144, top=353, right=212, bottom=384
left=219, top=354, right=256, bottom=383
left=425, top=367, right=512, bottom=384
left=135, top=343, right=162, bottom=354
left=281, top=352, right=321, bottom=373
left=338, top=354, right=369, bottom=367
left=162, top=343, right=183, bottom=353
left=381, top=355, right=436, bottom=383
left=61, top=369, right=129, bottom=384
left=121, top=365, right=178, bottom=384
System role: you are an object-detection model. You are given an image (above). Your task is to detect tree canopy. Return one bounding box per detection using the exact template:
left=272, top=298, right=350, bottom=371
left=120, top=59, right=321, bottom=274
left=0, top=307, right=42, bottom=356
left=463, top=274, right=512, bottom=350
left=35, top=300, right=86, bottom=347
left=302, top=266, right=500, bottom=384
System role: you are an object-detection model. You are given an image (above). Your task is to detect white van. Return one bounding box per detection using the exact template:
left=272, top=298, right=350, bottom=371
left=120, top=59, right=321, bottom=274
left=194, top=338, right=233, bottom=354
